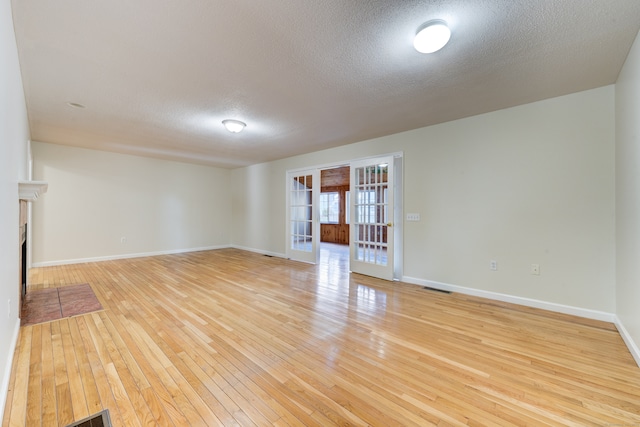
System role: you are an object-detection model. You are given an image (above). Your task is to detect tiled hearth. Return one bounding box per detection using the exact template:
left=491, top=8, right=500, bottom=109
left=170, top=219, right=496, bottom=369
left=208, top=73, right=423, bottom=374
left=21, top=283, right=103, bottom=326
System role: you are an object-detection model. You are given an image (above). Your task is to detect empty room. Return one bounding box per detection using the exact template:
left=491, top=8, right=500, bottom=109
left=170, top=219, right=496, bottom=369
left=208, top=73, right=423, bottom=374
left=2, top=0, right=640, bottom=426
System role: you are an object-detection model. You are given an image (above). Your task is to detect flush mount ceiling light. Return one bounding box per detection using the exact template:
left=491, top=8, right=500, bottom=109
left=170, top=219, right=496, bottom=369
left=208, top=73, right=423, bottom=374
left=414, top=20, right=451, bottom=53
left=222, top=119, right=246, bottom=133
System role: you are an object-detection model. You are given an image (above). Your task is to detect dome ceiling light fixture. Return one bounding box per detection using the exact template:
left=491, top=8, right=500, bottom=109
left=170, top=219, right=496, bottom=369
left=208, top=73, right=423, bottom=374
left=222, top=119, right=246, bottom=133
left=414, top=19, right=451, bottom=54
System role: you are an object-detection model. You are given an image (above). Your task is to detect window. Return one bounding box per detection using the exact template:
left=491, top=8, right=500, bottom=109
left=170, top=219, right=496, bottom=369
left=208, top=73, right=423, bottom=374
left=320, top=192, right=340, bottom=223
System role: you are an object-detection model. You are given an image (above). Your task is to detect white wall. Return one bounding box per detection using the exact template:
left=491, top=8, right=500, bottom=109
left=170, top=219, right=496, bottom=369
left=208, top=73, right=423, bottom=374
left=0, top=0, right=31, bottom=415
left=232, top=86, right=616, bottom=315
left=616, top=29, right=640, bottom=364
left=31, top=142, right=232, bottom=265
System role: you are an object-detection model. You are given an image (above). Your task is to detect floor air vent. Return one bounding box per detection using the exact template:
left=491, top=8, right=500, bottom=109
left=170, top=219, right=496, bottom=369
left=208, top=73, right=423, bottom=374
left=66, top=410, right=111, bottom=427
left=422, top=286, right=452, bottom=294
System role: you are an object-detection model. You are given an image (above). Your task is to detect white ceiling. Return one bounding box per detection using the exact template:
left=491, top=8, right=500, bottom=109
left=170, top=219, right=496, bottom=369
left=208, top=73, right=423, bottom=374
left=12, top=0, right=640, bottom=168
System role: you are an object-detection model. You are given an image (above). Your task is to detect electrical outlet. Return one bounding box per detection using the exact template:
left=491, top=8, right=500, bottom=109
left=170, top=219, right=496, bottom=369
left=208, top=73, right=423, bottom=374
left=120, top=237, right=127, bottom=244
left=531, top=264, right=540, bottom=275
left=490, top=260, right=497, bottom=271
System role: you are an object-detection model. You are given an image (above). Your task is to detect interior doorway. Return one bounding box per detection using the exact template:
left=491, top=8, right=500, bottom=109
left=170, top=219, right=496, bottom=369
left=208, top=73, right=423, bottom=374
left=319, top=166, right=350, bottom=245
left=318, top=165, right=351, bottom=270
left=286, top=153, right=403, bottom=281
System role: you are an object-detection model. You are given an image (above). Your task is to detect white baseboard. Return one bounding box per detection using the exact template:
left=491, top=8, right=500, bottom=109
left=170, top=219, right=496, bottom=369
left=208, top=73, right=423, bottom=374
left=229, top=245, right=287, bottom=259
left=402, top=276, right=616, bottom=323
left=32, top=245, right=231, bottom=267
left=614, top=317, right=640, bottom=367
left=1, top=320, right=20, bottom=425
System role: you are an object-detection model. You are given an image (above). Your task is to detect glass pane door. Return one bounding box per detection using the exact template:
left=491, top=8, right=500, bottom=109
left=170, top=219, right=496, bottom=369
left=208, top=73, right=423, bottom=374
left=350, top=156, right=394, bottom=280
left=286, top=170, right=319, bottom=264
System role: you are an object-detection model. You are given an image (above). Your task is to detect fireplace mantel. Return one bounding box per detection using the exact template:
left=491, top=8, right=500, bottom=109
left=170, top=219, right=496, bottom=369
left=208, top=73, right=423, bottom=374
left=18, top=181, right=48, bottom=201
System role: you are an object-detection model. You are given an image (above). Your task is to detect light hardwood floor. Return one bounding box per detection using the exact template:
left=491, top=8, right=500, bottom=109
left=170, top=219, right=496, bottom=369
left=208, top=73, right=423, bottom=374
left=3, top=247, right=640, bottom=426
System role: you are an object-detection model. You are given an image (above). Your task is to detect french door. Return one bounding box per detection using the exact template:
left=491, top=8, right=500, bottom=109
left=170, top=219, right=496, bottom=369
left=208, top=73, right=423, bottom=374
left=349, top=155, right=396, bottom=280
left=286, top=169, right=319, bottom=264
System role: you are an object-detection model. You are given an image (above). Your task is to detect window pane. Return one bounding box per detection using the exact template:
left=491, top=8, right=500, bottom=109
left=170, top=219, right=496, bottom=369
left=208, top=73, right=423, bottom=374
left=319, top=193, right=329, bottom=223
left=328, top=193, right=339, bottom=222
left=320, top=192, right=339, bottom=223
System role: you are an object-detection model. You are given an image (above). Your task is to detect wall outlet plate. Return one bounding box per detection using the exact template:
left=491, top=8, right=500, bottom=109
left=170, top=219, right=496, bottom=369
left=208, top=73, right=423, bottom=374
left=406, top=213, right=421, bottom=221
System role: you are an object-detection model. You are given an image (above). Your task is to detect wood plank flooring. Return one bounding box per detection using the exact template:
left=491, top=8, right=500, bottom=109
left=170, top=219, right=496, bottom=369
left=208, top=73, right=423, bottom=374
left=3, top=247, right=640, bottom=426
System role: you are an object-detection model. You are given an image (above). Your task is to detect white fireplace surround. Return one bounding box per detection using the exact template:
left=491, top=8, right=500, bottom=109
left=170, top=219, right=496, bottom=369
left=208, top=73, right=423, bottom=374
left=18, top=181, right=48, bottom=201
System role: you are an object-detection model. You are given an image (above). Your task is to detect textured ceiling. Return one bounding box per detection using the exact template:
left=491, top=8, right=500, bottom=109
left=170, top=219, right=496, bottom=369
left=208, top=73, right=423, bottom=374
left=11, top=0, right=640, bottom=168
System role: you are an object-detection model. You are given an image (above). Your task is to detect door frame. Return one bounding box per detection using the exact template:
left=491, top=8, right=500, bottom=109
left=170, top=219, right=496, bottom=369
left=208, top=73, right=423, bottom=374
left=285, top=152, right=403, bottom=280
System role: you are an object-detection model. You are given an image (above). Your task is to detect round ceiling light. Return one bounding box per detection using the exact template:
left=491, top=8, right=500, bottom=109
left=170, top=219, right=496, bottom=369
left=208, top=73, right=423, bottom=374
left=222, top=119, right=246, bottom=133
left=414, top=20, right=451, bottom=54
